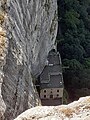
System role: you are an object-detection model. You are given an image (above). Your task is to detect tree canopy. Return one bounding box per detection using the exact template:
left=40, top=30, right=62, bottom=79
left=57, top=0, right=90, bottom=88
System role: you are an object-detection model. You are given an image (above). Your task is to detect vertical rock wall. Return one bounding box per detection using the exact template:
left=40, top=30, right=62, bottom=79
left=0, top=0, right=58, bottom=119
left=0, top=0, right=8, bottom=119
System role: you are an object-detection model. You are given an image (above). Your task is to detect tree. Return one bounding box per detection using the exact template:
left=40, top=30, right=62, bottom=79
left=57, top=0, right=90, bottom=89
left=63, top=59, right=83, bottom=70
left=83, top=58, right=90, bottom=68
left=64, top=10, right=80, bottom=29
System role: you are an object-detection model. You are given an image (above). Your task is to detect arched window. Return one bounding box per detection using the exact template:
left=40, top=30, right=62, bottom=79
left=57, top=90, right=59, bottom=92
left=44, top=90, right=46, bottom=93
left=44, top=95, right=46, bottom=98
left=57, top=94, right=59, bottom=97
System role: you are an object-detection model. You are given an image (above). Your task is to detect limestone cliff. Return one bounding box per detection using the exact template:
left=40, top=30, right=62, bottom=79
left=14, top=96, right=90, bottom=120
left=0, top=0, right=58, bottom=119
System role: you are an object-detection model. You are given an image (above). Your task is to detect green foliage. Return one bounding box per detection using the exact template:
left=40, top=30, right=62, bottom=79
left=65, top=10, right=80, bottom=29
left=57, top=0, right=90, bottom=62
left=59, top=43, right=85, bottom=61
left=65, top=0, right=79, bottom=10
left=63, top=89, right=69, bottom=104
left=63, top=59, right=83, bottom=70
left=83, top=58, right=90, bottom=68
left=57, top=0, right=90, bottom=88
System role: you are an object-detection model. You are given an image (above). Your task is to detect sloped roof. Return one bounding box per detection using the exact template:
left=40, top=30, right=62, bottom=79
left=48, top=51, right=61, bottom=65
left=40, top=50, right=64, bottom=89
left=40, top=74, right=63, bottom=89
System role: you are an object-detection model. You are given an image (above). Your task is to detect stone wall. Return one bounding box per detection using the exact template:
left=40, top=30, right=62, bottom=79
left=40, top=88, right=63, bottom=99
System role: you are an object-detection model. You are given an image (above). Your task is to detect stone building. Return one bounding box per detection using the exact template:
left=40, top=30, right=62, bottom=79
left=40, top=50, right=64, bottom=106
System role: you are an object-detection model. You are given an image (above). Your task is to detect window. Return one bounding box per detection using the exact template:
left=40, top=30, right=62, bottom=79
left=57, top=94, right=59, bottom=97
left=50, top=95, right=53, bottom=98
left=44, top=95, right=46, bottom=98
left=44, top=90, right=46, bottom=93
left=57, top=90, right=59, bottom=92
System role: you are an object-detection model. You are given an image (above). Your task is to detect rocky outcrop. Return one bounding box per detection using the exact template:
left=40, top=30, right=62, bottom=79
left=0, top=0, right=58, bottom=119
left=14, top=96, right=90, bottom=120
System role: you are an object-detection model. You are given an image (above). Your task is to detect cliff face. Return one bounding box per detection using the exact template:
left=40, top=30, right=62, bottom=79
left=14, top=96, right=90, bottom=120
left=0, top=0, right=58, bottom=119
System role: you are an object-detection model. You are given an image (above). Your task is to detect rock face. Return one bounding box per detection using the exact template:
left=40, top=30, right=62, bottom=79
left=14, top=96, right=90, bottom=120
left=0, top=0, right=58, bottom=119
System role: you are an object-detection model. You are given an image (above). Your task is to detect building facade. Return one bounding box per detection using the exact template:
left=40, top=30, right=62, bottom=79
left=40, top=49, right=64, bottom=106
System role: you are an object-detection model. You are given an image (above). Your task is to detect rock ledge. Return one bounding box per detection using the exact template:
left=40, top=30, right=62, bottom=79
left=14, top=96, right=90, bottom=120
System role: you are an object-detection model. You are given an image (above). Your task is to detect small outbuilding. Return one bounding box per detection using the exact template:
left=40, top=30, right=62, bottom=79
left=40, top=49, right=64, bottom=106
